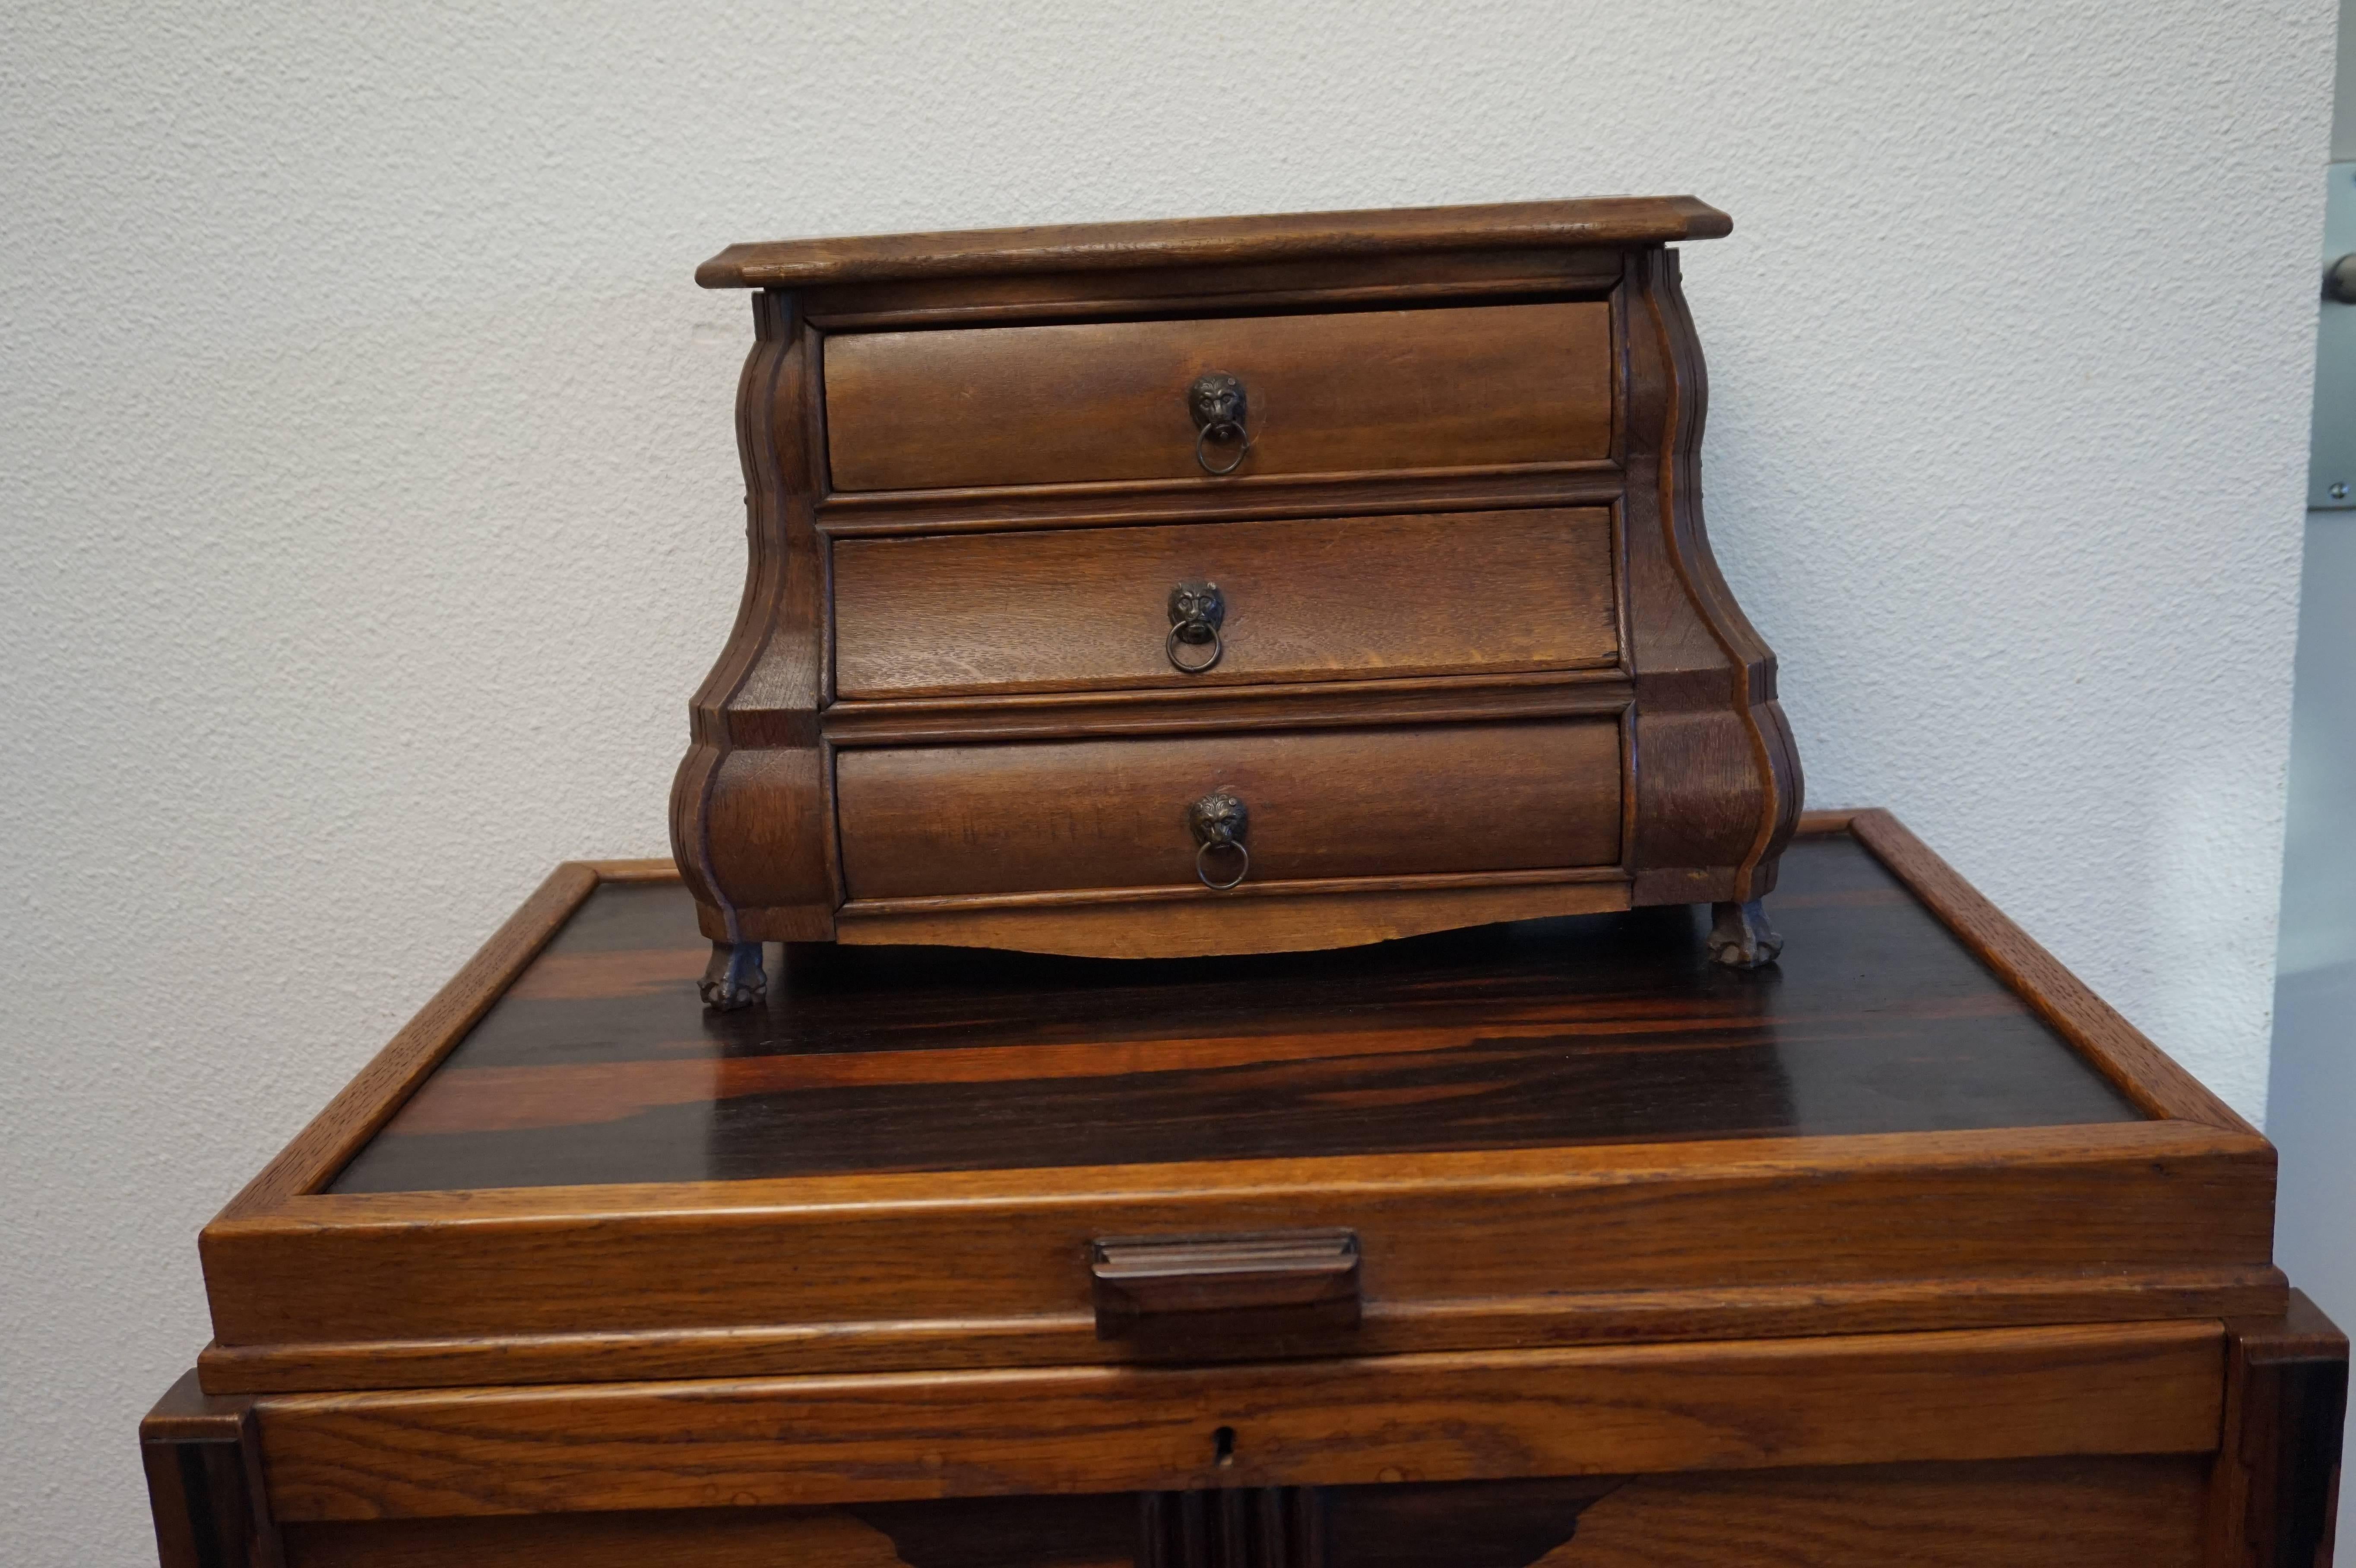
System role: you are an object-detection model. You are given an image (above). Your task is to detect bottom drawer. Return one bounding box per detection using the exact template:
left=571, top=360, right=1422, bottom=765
left=280, top=1456, right=2209, bottom=1567
left=834, top=718, right=1624, bottom=901
left=251, top=1322, right=2223, bottom=1522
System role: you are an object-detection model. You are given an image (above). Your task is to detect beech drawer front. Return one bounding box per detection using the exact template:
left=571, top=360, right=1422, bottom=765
left=833, top=508, right=1619, bottom=700
left=835, top=719, right=1621, bottom=899
left=822, top=301, right=1612, bottom=493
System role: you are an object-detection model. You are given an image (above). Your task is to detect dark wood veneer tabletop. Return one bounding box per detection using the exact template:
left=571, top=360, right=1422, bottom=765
left=329, top=836, right=2139, bottom=1194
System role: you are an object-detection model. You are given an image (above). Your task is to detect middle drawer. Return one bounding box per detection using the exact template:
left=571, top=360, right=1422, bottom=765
left=832, top=507, right=1618, bottom=700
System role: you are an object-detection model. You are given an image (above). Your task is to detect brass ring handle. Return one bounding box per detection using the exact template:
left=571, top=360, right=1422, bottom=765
left=1187, top=372, right=1251, bottom=476
left=1166, top=621, right=1224, bottom=673
left=1195, top=838, right=1249, bottom=891
left=1194, top=421, right=1250, bottom=476
left=1187, top=789, right=1249, bottom=891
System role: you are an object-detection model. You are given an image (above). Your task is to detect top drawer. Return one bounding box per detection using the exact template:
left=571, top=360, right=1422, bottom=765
left=822, top=301, right=1612, bottom=493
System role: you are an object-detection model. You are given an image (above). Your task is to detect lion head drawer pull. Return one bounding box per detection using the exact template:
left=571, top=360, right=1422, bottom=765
left=1186, top=372, right=1252, bottom=475
left=1188, top=788, right=1250, bottom=889
left=1166, top=580, right=1227, bottom=673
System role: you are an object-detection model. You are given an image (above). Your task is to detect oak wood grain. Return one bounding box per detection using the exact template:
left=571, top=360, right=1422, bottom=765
left=832, top=508, right=1618, bottom=700
left=283, top=1495, right=1140, bottom=1568
left=823, top=303, right=1611, bottom=492
left=802, top=244, right=1624, bottom=332
left=286, top=1511, right=917, bottom=1568
left=835, top=719, right=1623, bottom=898
left=1621, top=247, right=1796, bottom=905
left=271, top=1455, right=2214, bottom=1568
left=204, top=1120, right=2267, bottom=1377
left=672, top=290, right=838, bottom=944
left=1554, top=1456, right=2207, bottom=1567
left=677, top=205, right=1795, bottom=952
left=251, top=1321, right=2223, bottom=1521
left=196, top=1266, right=2287, bottom=1396
left=697, top=196, right=1732, bottom=288
left=198, top=824, right=2279, bottom=1397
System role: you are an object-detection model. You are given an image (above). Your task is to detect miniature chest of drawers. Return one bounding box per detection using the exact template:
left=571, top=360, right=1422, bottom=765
left=143, top=814, right=2344, bottom=1568
left=669, top=198, right=1803, bottom=1008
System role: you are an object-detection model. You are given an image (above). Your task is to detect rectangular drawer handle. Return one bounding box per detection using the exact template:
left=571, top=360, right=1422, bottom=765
left=1090, top=1229, right=1360, bottom=1350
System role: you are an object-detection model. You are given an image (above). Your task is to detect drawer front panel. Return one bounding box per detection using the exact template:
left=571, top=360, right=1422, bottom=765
left=823, top=301, right=1612, bottom=492
left=278, top=1458, right=2206, bottom=1568
left=833, top=508, right=1619, bottom=700
left=836, top=719, right=1621, bottom=899
left=256, top=1324, right=2224, bottom=1522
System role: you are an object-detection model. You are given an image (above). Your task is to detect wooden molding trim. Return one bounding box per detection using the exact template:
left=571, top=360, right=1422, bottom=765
left=196, top=1266, right=2286, bottom=1397
left=697, top=196, right=1733, bottom=289
left=1845, top=809, right=2252, bottom=1132
left=814, top=465, right=1630, bottom=539
left=230, top=1117, right=2271, bottom=1228
left=215, top=863, right=602, bottom=1219
left=200, top=1119, right=2272, bottom=1361
left=580, top=858, right=679, bottom=883
left=195, top=813, right=2275, bottom=1397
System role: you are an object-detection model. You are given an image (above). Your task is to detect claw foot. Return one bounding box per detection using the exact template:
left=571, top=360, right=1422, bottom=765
left=1707, top=899, right=1783, bottom=969
left=699, top=940, right=766, bottom=1011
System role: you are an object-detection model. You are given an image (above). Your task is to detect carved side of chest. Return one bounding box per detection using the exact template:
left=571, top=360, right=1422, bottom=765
left=669, top=199, right=1801, bottom=1004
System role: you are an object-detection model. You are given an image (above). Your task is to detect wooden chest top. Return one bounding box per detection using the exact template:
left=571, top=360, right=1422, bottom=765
left=331, top=830, right=2136, bottom=1195
left=693, top=196, right=1734, bottom=287
left=194, top=812, right=2275, bottom=1399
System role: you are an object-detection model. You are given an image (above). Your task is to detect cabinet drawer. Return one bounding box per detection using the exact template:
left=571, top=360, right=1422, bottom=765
left=836, top=718, right=1622, bottom=900
left=255, top=1327, right=2224, bottom=1527
left=833, top=508, right=1619, bottom=700
left=822, top=301, right=1612, bottom=493
left=278, top=1458, right=2210, bottom=1568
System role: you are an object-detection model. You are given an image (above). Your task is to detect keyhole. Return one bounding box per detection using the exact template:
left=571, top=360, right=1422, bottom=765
left=1212, top=1426, right=1237, bottom=1467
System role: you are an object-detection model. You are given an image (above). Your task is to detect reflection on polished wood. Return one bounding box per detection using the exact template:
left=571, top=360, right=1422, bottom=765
left=329, top=837, right=2136, bottom=1195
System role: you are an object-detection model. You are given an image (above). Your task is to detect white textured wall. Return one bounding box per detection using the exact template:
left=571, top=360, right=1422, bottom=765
left=0, top=3, right=2333, bottom=1561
